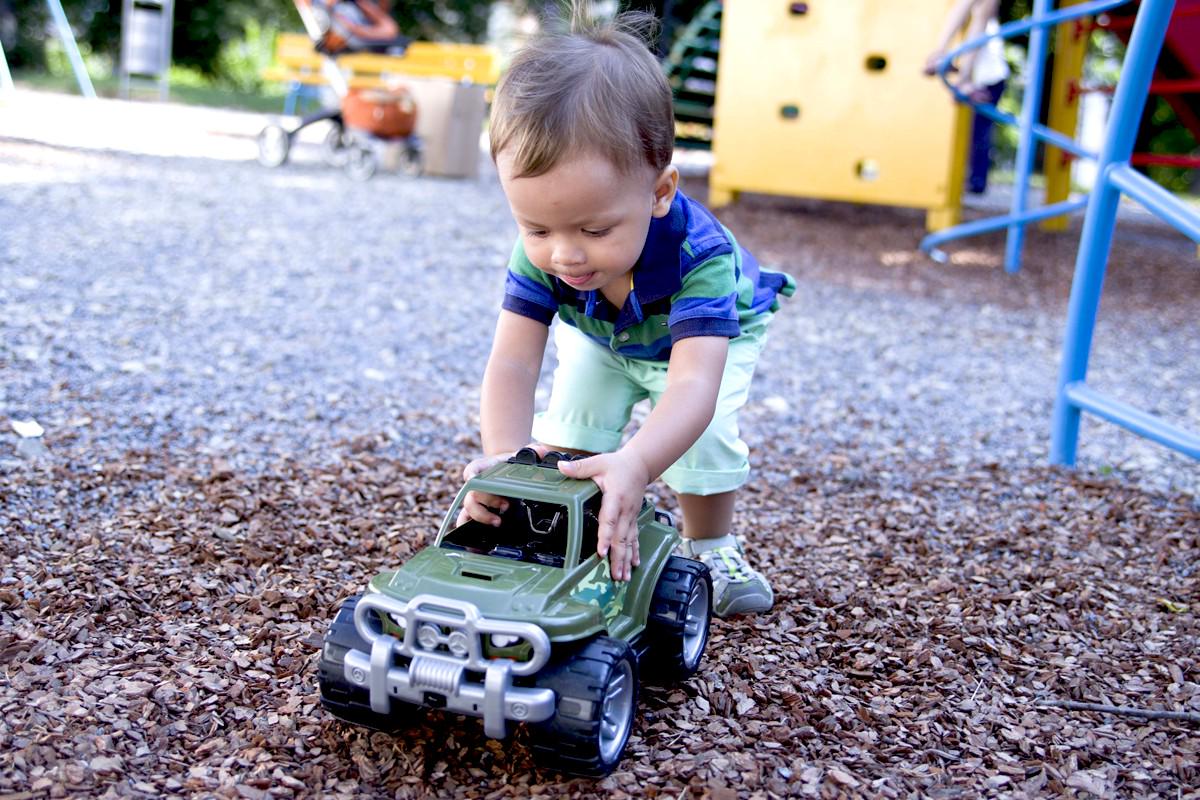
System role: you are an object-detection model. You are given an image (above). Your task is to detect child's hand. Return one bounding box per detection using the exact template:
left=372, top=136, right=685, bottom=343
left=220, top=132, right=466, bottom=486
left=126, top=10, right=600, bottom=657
left=557, top=450, right=650, bottom=582
left=455, top=453, right=515, bottom=527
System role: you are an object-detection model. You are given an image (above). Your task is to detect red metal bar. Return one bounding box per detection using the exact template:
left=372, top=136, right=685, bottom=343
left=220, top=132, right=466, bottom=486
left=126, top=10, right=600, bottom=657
left=1151, top=78, right=1200, bottom=93
left=1130, top=152, right=1200, bottom=167
left=1069, top=78, right=1200, bottom=97
left=1098, top=3, right=1200, bottom=30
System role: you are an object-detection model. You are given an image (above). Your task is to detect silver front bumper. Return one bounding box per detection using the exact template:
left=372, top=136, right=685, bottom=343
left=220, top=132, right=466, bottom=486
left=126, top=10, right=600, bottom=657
left=343, top=593, right=556, bottom=738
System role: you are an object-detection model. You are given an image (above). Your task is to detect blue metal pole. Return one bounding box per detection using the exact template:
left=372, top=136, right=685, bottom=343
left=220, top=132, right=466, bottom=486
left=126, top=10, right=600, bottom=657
left=922, top=0, right=1129, bottom=261
left=1005, top=0, right=1053, bottom=274
left=922, top=196, right=1089, bottom=261
left=1050, top=0, right=1177, bottom=465
left=45, top=0, right=96, bottom=99
left=0, top=39, right=13, bottom=97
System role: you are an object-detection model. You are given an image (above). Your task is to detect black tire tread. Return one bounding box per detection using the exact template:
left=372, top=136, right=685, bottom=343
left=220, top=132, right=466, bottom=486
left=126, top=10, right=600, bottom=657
left=644, top=555, right=712, bottom=682
left=317, top=595, right=415, bottom=732
left=529, top=636, right=638, bottom=777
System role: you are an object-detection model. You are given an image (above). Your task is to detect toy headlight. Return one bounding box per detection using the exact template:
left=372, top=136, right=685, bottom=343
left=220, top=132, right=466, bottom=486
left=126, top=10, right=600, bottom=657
left=491, top=633, right=519, bottom=648
left=447, top=631, right=470, bottom=657
left=417, top=624, right=440, bottom=650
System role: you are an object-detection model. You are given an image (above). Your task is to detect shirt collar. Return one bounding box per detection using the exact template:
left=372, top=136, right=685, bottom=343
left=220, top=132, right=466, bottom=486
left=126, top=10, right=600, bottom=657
left=630, top=190, right=688, bottom=304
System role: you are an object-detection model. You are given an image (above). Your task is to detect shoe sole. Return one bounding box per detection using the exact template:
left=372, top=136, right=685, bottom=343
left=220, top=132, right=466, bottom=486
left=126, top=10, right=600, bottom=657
left=714, top=592, right=774, bottom=618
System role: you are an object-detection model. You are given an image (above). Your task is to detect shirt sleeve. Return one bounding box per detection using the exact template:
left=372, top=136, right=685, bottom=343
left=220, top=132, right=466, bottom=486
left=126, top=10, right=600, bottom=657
left=667, top=252, right=741, bottom=342
left=500, top=239, right=557, bottom=325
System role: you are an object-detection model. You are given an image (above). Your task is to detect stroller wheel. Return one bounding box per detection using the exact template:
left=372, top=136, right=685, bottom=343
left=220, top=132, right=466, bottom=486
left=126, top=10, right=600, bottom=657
left=399, top=142, right=424, bottom=177
left=257, top=125, right=290, bottom=168
left=323, top=124, right=351, bottom=167
left=345, top=146, right=378, bottom=181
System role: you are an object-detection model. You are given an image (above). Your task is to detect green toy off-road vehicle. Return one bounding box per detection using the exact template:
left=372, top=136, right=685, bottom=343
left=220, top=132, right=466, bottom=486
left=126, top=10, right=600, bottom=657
left=317, top=448, right=713, bottom=776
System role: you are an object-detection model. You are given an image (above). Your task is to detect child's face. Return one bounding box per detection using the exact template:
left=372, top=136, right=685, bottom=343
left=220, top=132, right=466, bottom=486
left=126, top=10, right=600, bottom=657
left=497, top=149, right=677, bottom=296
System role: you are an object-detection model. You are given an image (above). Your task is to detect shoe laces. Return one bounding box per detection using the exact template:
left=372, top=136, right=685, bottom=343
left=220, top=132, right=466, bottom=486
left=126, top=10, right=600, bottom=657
left=700, top=545, right=753, bottom=584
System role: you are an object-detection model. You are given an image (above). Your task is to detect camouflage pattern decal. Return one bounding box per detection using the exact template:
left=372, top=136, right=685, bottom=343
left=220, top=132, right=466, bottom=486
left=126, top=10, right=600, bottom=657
left=570, top=559, right=628, bottom=627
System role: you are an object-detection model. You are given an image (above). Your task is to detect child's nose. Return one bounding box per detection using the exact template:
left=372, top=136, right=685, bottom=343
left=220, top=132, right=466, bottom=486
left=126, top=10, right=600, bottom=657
left=552, top=242, right=585, bottom=267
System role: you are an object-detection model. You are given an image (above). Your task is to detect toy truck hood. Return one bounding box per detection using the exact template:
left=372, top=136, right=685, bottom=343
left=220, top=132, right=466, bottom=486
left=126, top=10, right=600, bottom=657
left=369, top=547, right=605, bottom=640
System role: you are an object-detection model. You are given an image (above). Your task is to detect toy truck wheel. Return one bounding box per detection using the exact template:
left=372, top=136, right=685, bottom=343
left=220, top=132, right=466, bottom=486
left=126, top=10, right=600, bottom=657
left=318, top=595, right=418, bottom=731
left=529, top=637, right=638, bottom=777
left=644, top=556, right=712, bottom=682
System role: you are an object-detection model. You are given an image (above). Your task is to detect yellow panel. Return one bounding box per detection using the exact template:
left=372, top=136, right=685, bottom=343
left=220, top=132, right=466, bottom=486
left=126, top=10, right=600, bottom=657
left=710, top=0, right=967, bottom=229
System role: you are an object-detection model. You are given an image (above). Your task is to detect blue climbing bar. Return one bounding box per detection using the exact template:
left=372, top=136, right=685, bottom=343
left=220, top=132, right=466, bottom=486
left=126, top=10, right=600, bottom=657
left=1050, top=0, right=1200, bottom=465
left=1005, top=0, right=1052, bottom=273
left=919, top=0, right=1129, bottom=270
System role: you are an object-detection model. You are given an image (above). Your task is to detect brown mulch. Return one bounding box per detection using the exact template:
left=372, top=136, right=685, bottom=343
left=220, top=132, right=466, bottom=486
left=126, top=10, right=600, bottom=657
left=1, top=138, right=1197, bottom=797
left=2, top=434, right=1196, bottom=799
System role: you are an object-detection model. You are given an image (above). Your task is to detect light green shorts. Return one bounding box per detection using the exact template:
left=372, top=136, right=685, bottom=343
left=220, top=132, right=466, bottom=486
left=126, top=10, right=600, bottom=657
left=532, top=314, right=773, bottom=496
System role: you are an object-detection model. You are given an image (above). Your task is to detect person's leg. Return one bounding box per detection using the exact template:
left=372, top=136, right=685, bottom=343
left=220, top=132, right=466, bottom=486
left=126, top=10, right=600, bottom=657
left=676, top=491, right=735, bottom=540
left=967, top=80, right=1006, bottom=194
left=654, top=316, right=774, bottom=616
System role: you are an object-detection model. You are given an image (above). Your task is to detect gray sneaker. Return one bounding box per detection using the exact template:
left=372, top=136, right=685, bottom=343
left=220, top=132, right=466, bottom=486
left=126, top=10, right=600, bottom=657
left=680, top=534, right=774, bottom=618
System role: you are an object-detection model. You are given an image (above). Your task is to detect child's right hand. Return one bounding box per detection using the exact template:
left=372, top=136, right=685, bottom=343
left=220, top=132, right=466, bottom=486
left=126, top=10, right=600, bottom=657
left=455, top=453, right=514, bottom=527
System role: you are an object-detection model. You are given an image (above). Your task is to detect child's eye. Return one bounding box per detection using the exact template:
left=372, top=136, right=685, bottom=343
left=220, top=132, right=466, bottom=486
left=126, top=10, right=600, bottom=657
left=526, top=229, right=549, bottom=238
left=582, top=228, right=611, bottom=237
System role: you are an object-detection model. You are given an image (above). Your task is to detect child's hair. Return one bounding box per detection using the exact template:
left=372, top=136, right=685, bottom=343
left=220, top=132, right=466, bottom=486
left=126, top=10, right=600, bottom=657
left=489, top=4, right=674, bottom=178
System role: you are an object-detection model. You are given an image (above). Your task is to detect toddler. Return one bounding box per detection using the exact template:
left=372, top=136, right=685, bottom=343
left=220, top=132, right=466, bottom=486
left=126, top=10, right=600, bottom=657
left=460, top=7, right=793, bottom=617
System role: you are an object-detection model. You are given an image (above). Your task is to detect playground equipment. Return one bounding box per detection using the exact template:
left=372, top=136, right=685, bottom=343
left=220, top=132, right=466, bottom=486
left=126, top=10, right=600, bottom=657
left=0, top=39, right=13, bottom=99
left=1050, top=0, right=1200, bottom=465
left=920, top=0, right=1200, bottom=271
left=1045, top=0, right=1200, bottom=203
left=257, top=0, right=424, bottom=180
left=919, top=0, right=1198, bottom=465
left=707, top=0, right=972, bottom=231
left=663, top=0, right=721, bottom=149
left=44, top=0, right=96, bottom=98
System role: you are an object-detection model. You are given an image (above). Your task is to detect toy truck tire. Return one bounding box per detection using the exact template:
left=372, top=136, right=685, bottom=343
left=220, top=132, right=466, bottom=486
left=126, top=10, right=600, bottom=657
left=529, top=636, right=639, bottom=777
left=644, top=556, right=712, bottom=682
left=317, top=595, right=418, bottom=731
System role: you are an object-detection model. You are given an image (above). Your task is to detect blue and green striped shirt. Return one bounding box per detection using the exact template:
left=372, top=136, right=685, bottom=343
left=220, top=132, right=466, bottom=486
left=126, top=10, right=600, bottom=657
left=502, top=190, right=794, bottom=362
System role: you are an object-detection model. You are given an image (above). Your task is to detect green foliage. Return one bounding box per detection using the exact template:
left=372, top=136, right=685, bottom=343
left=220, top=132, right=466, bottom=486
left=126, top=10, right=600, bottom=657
left=1, top=0, right=494, bottom=80
left=212, top=17, right=277, bottom=91
left=1144, top=97, right=1199, bottom=194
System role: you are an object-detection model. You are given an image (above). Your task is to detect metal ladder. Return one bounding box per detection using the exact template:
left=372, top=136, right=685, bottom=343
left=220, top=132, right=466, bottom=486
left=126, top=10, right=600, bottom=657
left=923, top=0, right=1198, bottom=465
left=919, top=0, right=1131, bottom=271
left=1050, top=0, right=1200, bottom=465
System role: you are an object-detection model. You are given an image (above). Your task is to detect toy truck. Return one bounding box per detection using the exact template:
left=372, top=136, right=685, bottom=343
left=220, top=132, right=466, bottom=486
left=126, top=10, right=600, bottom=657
left=317, top=448, right=712, bottom=776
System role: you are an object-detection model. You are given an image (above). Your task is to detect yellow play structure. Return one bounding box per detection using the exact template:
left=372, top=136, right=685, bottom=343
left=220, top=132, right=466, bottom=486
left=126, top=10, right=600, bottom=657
left=708, top=0, right=973, bottom=231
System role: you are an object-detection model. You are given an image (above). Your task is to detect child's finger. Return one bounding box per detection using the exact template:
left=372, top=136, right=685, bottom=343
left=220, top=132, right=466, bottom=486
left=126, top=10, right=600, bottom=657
left=609, top=514, right=636, bottom=581
left=462, top=491, right=508, bottom=527
left=463, top=454, right=505, bottom=480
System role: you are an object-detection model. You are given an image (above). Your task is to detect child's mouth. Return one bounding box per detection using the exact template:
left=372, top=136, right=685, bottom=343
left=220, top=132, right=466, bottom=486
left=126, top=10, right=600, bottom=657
left=560, top=272, right=596, bottom=287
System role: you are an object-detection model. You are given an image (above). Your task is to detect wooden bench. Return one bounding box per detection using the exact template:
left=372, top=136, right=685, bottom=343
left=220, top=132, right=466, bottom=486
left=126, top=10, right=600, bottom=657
left=263, top=32, right=500, bottom=113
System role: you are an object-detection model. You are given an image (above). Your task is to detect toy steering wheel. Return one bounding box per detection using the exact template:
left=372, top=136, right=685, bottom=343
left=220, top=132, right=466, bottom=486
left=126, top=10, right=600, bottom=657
left=523, top=500, right=562, bottom=537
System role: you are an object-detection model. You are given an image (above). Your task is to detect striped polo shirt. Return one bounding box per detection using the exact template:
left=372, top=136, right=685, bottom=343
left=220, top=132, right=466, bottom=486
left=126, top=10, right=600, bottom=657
left=501, top=190, right=795, bottom=363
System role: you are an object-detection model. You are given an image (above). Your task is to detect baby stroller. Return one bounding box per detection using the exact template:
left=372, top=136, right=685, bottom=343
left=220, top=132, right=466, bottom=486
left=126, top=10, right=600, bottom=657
left=256, top=0, right=423, bottom=180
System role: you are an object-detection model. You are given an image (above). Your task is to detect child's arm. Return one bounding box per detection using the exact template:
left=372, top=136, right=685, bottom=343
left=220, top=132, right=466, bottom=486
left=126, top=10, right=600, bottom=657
left=459, top=310, right=549, bottom=527
left=925, top=0, right=983, bottom=75
left=956, top=0, right=999, bottom=91
left=558, top=335, right=729, bottom=581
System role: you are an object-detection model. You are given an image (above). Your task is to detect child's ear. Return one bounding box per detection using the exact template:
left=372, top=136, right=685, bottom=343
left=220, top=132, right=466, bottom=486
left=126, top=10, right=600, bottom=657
left=651, top=165, right=679, bottom=218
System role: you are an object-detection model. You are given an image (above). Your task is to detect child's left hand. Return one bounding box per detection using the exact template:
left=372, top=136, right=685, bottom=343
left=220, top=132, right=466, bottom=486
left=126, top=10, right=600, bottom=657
left=557, top=450, right=649, bottom=582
